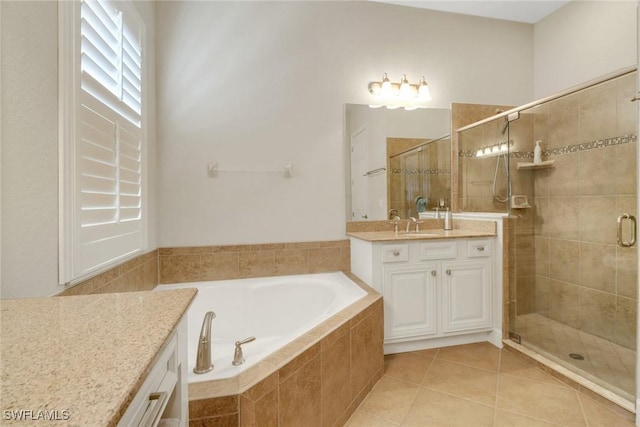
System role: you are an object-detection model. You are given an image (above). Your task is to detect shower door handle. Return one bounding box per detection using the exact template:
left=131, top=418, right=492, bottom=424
left=616, top=214, right=637, bottom=247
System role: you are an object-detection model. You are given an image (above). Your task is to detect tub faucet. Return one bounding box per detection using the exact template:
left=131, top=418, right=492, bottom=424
left=194, top=311, right=216, bottom=374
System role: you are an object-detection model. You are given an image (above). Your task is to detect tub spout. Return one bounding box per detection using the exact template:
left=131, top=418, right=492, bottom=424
left=193, top=311, right=216, bottom=374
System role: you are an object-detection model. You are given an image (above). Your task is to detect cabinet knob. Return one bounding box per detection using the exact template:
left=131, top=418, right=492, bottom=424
left=392, top=250, right=400, bottom=256
left=446, top=269, right=451, bottom=276
left=477, top=246, right=485, bottom=252
left=431, top=270, right=436, bottom=277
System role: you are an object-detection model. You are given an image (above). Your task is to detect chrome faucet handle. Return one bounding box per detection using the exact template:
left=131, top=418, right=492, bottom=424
left=232, top=336, right=256, bottom=366
left=193, top=311, right=216, bottom=374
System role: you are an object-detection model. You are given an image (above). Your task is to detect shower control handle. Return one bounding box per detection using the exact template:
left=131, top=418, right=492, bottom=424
left=617, top=214, right=637, bottom=248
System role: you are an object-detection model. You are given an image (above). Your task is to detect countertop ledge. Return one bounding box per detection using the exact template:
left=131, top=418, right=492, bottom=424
left=0, top=288, right=197, bottom=426
left=347, top=229, right=496, bottom=242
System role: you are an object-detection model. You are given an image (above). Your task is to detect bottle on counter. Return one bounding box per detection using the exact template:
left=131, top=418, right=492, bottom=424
left=444, top=208, right=452, bottom=230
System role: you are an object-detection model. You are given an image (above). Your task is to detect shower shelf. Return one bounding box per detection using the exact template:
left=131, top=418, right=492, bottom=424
left=516, top=160, right=555, bottom=170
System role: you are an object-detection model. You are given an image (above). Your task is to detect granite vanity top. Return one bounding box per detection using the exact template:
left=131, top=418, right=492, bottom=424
left=0, top=288, right=197, bottom=426
left=347, top=228, right=496, bottom=242
left=346, top=218, right=497, bottom=242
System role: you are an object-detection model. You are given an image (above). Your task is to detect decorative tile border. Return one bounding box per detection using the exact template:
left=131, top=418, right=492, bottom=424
left=390, top=168, right=450, bottom=175
left=459, top=134, right=637, bottom=159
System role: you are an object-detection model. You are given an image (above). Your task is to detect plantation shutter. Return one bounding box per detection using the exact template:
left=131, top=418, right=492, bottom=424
left=63, top=0, right=145, bottom=282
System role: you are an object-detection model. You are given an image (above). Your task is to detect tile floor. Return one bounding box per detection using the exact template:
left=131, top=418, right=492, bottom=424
left=516, top=313, right=636, bottom=400
left=345, top=342, right=636, bottom=427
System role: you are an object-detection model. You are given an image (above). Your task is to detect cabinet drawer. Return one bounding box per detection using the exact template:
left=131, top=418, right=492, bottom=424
left=466, top=240, right=492, bottom=258
left=418, top=241, right=457, bottom=260
left=382, top=244, right=409, bottom=262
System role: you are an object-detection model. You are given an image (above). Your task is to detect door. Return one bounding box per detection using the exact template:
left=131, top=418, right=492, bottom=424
left=350, top=125, right=369, bottom=220
left=382, top=263, right=438, bottom=341
left=441, top=260, right=491, bottom=333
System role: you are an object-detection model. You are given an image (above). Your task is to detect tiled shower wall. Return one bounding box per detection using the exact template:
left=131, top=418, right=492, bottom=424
left=517, top=72, right=638, bottom=350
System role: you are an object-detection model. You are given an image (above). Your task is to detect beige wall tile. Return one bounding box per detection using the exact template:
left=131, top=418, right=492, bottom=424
left=201, top=252, right=239, bottom=281
left=579, top=81, right=617, bottom=144
left=321, top=332, right=351, bottom=427
left=549, top=239, right=579, bottom=284
left=274, top=250, right=309, bottom=276
left=579, top=288, right=616, bottom=341
left=615, top=296, right=637, bottom=350
left=239, top=251, right=276, bottom=278
left=309, top=247, right=344, bottom=273
left=546, top=92, right=580, bottom=149
left=615, top=142, right=637, bottom=195
left=579, top=148, right=617, bottom=196
left=547, top=197, right=580, bottom=240
left=350, top=308, right=384, bottom=400
left=616, top=246, right=638, bottom=299
left=534, top=275, right=550, bottom=315
left=579, top=242, right=616, bottom=293
left=159, top=254, right=201, bottom=284
left=278, top=356, right=321, bottom=427
left=578, top=196, right=617, bottom=244
left=548, top=280, right=580, bottom=329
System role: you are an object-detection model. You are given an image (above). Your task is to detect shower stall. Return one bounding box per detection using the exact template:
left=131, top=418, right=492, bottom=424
left=457, top=69, right=638, bottom=404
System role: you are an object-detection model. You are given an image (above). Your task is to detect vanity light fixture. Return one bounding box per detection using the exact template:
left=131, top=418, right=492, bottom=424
left=368, top=73, right=432, bottom=110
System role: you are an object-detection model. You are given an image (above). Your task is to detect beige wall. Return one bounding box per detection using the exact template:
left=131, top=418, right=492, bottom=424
left=155, top=1, right=534, bottom=248
left=534, top=1, right=636, bottom=98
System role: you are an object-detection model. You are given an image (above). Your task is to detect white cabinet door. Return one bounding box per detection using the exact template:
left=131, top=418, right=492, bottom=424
left=383, top=263, right=438, bottom=340
left=441, top=260, right=491, bottom=333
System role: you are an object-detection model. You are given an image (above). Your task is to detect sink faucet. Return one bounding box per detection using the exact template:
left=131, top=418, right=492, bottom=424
left=194, top=311, right=216, bottom=374
left=406, top=217, right=417, bottom=233
left=392, top=215, right=401, bottom=233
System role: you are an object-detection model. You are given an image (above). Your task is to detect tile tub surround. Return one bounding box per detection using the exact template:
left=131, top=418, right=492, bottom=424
left=57, top=249, right=159, bottom=296
left=0, top=288, right=197, bottom=426
left=187, top=273, right=384, bottom=427
left=159, top=240, right=351, bottom=284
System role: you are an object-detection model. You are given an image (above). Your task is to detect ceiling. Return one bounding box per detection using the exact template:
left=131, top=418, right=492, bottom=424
left=371, top=0, right=571, bottom=24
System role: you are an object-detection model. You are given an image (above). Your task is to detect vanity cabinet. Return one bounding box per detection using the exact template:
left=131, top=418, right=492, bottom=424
left=118, top=315, right=188, bottom=427
left=351, top=236, right=498, bottom=353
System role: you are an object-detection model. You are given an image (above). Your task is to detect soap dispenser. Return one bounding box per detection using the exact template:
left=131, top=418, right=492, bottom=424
left=533, top=140, right=542, bottom=164
left=444, top=208, right=453, bottom=230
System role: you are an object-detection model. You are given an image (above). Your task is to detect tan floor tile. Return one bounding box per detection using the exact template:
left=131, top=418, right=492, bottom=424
left=410, top=348, right=439, bottom=358
left=497, top=374, right=586, bottom=427
left=384, top=353, right=434, bottom=385
left=494, top=409, right=563, bottom=426
left=436, top=342, right=501, bottom=372
left=499, top=350, right=568, bottom=387
left=358, top=376, right=419, bottom=424
left=345, top=409, right=400, bottom=427
left=422, top=358, right=498, bottom=406
left=579, top=395, right=636, bottom=427
left=401, top=388, right=494, bottom=427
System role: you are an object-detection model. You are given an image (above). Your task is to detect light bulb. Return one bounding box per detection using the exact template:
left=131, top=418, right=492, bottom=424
left=418, top=76, right=431, bottom=101
left=500, top=143, right=508, bottom=152
left=492, top=145, right=500, bottom=153
left=484, top=147, right=491, bottom=155
left=380, top=73, right=392, bottom=97
left=400, top=74, right=411, bottom=97
left=404, top=105, right=419, bottom=111
left=476, top=149, right=483, bottom=157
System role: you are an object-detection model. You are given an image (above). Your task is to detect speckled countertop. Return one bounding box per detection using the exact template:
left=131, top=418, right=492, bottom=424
left=0, top=288, right=197, bottom=426
left=347, top=228, right=496, bottom=242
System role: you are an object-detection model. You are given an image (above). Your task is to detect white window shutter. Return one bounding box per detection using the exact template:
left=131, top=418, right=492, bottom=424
left=60, top=0, right=145, bottom=283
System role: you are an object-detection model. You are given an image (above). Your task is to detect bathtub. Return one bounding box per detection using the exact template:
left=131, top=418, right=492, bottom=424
left=156, top=271, right=367, bottom=383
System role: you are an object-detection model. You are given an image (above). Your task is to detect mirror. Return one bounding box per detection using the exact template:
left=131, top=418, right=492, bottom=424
left=345, top=104, right=451, bottom=221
